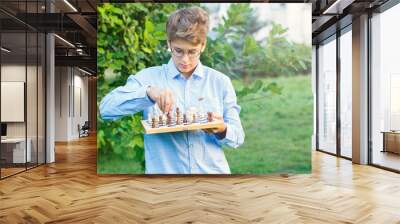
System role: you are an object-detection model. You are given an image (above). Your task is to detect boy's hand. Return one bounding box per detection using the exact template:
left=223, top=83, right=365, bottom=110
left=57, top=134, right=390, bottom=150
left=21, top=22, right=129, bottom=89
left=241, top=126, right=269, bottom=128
left=146, top=86, right=175, bottom=113
left=203, top=113, right=227, bottom=135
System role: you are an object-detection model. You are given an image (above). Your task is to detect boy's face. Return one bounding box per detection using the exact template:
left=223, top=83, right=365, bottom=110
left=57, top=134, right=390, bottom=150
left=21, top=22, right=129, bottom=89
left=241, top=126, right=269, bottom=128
left=168, top=39, right=206, bottom=76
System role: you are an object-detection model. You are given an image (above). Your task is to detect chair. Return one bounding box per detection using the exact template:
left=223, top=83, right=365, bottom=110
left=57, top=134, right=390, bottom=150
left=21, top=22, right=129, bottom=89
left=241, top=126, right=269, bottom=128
left=78, top=121, right=90, bottom=138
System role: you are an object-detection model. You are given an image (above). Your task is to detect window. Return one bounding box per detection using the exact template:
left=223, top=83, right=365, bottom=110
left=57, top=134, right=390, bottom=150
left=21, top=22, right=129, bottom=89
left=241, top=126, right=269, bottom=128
left=0, top=1, right=46, bottom=179
left=340, top=28, right=352, bottom=158
left=371, top=3, right=400, bottom=171
left=318, top=36, right=337, bottom=154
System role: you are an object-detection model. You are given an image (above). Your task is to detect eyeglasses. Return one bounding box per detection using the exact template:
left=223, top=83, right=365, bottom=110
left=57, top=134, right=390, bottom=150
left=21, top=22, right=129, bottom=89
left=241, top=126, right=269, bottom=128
left=170, top=46, right=202, bottom=59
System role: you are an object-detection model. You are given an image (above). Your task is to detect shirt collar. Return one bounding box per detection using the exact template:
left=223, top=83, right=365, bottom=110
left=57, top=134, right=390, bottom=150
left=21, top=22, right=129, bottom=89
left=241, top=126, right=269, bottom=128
left=167, top=58, right=204, bottom=80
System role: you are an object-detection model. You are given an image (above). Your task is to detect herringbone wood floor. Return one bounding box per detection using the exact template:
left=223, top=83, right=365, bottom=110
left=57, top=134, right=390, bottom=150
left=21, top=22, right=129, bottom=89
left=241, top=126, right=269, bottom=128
left=0, top=136, right=400, bottom=224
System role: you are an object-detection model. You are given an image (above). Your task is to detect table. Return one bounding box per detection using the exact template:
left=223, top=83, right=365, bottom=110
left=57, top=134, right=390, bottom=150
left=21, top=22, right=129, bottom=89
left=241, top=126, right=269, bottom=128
left=381, top=131, right=400, bottom=154
left=1, top=138, right=31, bottom=163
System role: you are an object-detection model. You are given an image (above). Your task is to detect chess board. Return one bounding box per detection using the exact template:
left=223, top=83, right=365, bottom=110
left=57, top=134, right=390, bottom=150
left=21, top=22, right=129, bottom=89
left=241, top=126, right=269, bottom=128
left=141, top=120, right=224, bottom=134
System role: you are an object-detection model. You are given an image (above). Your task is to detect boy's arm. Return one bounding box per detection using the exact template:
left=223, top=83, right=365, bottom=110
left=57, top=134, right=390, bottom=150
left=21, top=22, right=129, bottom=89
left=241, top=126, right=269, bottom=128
left=99, top=73, right=155, bottom=121
left=214, top=77, right=245, bottom=148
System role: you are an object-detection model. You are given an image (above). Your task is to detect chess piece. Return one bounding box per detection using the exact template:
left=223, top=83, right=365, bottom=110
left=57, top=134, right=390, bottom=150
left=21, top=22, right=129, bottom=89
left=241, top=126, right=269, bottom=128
left=151, top=117, right=158, bottom=128
left=183, top=114, right=188, bottom=125
left=207, top=112, right=213, bottom=122
left=187, top=112, right=193, bottom=124
left=159, top=115, right=164, bottom=126
left=192, top=113, right=196, bottom=123
left=167, top=112, right=172, bottom=126
left=200, top=112, right=207, bottom=123
left=176, top=107, right=181, bottom=125
left=162, top=114, right=167, bottom=126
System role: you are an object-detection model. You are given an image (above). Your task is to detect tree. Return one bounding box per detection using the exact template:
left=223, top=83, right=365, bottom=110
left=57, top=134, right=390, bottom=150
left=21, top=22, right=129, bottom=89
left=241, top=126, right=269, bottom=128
left=97, top=3, right=181, bottom=171
left=202, top=4, right=311, bottom=81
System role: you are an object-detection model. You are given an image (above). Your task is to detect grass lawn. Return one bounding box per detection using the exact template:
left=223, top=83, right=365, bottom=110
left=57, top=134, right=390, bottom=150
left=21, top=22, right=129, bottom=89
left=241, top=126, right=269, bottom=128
left=97, top=152, right=144, bottom=174
left=226, top=75, right=313, bottom=174
left=98, top=75, right=313, bottom=174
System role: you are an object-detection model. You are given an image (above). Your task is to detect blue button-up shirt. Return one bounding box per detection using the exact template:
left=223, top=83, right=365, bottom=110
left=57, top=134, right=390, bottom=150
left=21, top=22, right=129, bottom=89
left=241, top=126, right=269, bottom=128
left=99, top=59, right=245, bottom=174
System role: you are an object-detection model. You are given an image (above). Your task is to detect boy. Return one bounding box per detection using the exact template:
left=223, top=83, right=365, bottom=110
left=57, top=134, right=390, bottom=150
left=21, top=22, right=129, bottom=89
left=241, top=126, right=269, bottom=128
left=100, top=7, right=244, bottom=174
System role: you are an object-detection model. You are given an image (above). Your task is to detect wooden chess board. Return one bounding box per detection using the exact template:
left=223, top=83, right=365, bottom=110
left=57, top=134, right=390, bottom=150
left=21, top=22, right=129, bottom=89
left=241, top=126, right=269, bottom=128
left=141, top=120, right=224, bottom=134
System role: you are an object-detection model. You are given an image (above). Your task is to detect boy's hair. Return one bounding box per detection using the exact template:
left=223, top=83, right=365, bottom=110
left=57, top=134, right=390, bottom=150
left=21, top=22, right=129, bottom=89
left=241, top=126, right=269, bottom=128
left=166, top=7, right=209, bottom=45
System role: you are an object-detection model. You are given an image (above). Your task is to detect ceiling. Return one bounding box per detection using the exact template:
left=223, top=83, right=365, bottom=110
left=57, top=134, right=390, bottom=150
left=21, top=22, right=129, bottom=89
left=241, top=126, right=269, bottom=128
left=0, top=0, right=97, bottom=74
left=311, top=0, right=390, bottom=43
left=0, top=0, right=396, bottom=75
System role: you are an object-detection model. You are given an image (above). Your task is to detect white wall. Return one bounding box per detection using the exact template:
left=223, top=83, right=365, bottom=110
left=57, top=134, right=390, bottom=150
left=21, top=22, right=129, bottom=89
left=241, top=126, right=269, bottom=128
left=55, top=66, right=69, bottom=141
left=55, top=67, right=89, bottom=141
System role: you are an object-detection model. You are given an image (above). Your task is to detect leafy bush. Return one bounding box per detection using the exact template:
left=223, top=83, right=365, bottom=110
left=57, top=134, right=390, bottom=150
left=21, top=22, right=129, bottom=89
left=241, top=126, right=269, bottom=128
left=262, top=22, right=312, bottom=77
left=97, top=3, right=181, bottom=168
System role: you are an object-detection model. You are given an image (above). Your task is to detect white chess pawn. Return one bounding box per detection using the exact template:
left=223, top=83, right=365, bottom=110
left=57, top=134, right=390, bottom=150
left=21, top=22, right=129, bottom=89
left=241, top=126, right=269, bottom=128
left=186, top=111, right=193, bottom=124
left=147, top=112, right=153, bottom=124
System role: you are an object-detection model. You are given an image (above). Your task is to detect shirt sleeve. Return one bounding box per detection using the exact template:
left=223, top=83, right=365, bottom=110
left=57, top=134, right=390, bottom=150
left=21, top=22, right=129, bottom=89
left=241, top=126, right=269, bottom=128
left=214, top=77, right=245, bottom=149
left=99, top=72, right=155, bottom=121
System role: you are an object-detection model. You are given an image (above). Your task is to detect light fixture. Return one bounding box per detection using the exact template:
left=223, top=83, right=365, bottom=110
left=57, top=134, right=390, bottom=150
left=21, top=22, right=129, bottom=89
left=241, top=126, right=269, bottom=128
left=54, top=34, right=75, bottom=48
left=1, top=47, right=11, bottom=53
left=78, top=67, right=93, bottom=76
left=63, top=0, right=78, bottom=12
left=322, top=0, right=354, bottom=15
left=76, top=48, right=86, bottom=55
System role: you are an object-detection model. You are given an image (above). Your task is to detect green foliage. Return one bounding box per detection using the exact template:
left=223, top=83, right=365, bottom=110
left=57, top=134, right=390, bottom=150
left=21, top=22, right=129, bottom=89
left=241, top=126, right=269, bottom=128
left=263, top=22, right=312, bottom=77
left=97, top=3, right=182, bottom=171
left=231, top=78, right=283, bottom=117
left=201, top=4, right=267, bottom=83
left=202, top=4, right=311, bottom=81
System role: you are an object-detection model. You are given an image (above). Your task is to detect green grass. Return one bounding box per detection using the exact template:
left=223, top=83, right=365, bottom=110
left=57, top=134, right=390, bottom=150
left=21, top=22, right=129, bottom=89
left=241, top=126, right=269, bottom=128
left=98, top=75, right=313, bottom=174
left=226, top=75, right=313, bottom=174
left=97, top=152, right=144, bottom=174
